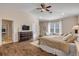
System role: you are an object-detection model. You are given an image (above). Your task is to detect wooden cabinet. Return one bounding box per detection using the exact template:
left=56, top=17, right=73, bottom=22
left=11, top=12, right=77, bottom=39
left=18, top=31, right=33, bottom=42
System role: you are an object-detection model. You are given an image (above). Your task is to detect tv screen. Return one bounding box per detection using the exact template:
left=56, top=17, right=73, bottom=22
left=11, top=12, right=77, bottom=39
left=2, top=28, right=6, bottom=32
left=22, top=25, right=30, bottom=30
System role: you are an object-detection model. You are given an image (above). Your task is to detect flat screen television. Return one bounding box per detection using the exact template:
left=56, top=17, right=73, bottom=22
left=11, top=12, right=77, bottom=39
left=2, top=28, right=6, bottom=32
left=22, top=25, right=30, bottom=30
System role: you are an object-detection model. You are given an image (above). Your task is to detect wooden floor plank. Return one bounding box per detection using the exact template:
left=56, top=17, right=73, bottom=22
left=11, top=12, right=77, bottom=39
left=0, top=41, right=55, bottom=56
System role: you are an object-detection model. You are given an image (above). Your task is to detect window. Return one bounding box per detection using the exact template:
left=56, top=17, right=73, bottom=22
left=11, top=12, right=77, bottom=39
left=55, top=23, right=59, bottom=33
left=48, top=21, right=62, bottom=35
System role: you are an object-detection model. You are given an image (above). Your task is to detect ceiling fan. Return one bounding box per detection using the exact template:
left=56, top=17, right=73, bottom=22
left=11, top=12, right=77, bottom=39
left=36, top=3, right=52, bottom=13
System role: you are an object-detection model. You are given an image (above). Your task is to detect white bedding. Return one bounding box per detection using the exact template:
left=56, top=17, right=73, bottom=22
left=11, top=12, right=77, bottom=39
left=39, top=43, right=76, bottom=56
left=39, top=35, right=76, bottom=56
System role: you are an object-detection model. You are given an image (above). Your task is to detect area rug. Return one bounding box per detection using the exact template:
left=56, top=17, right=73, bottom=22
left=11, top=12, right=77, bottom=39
left=30, top=40, right=39, bottom=47
left=0, top=41, right=55, bottom=56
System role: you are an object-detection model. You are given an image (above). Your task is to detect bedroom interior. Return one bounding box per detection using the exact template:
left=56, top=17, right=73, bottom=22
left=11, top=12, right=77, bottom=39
left=0, top=3, right=79, bottom=56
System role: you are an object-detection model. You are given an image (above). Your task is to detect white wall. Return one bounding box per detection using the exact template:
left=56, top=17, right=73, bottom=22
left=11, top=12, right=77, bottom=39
left=77, top=16, right=79, bottom=24
left=0, top=9, right=39, bottom=44
left=62, top=16, right=77, bottom=34
left=39, top=21, right=48, bottom=36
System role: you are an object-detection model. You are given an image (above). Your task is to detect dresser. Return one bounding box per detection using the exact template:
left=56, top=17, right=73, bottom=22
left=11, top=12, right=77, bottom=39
left=18, top=31, right=33, bottom=42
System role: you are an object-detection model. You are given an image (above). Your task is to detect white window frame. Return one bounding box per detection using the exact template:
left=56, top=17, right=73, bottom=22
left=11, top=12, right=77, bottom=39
left=48, top=20, right=62, bottom=35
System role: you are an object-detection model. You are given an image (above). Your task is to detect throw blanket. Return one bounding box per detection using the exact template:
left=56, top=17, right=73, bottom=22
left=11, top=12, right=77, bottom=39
left=39, top=36, right=69, bottom=53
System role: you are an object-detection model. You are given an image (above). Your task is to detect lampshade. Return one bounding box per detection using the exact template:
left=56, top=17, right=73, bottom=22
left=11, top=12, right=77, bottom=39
left=72, top=25, right=79, bottom=30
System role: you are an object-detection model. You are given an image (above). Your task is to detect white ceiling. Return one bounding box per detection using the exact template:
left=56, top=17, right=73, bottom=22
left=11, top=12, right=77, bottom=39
left=0, top=3, right=79, bottom=21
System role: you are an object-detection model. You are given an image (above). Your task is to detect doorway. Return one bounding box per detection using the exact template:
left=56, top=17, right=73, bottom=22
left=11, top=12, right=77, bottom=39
left=2, top=19, right=13, bottom=44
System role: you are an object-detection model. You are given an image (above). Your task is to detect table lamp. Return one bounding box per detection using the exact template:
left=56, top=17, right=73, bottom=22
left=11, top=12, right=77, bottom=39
left=72, top=25, right=79, bottom=34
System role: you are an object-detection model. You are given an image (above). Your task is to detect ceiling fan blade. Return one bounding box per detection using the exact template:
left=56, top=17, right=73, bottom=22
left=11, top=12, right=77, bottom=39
left=46, top=6, right=51, bottom=8
left=46, top=8, right=52, bottom=13
left=46, top=8, right=50, bottom=11
left=41, top=3, right=45, bottom=8
left=36, top=8, right=42, bottom=9
left=49, top=11, right=52, bottom=13
left=41, top=10, right=43, bottom=12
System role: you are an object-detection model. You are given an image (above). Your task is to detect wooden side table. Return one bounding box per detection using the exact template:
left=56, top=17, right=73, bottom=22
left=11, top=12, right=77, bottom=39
left=75, top=41, right=79, bottom=56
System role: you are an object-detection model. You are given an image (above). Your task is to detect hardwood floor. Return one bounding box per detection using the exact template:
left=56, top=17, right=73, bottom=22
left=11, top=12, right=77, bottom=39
left=2, top=36, right=12, bottom=44
left=0, top=41, right=55, bottom=56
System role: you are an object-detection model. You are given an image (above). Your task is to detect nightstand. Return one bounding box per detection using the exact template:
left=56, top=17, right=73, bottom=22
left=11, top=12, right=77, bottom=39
left=75, top=41, right=79, bottom=56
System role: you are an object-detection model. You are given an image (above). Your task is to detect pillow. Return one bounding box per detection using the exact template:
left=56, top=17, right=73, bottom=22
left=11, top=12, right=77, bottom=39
left=62, top=33, right=69, bottom=37
left=63, top=34, right=76, bottom=43
left=63, top=34, right=72, bottom=41
left=66, top=35, right=75, bottom=43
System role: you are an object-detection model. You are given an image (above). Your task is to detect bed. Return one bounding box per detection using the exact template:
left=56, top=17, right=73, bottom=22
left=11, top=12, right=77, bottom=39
left=39, top=36, right=76, bottom=56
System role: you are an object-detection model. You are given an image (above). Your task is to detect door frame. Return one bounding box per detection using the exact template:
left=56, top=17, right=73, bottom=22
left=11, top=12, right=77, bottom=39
left=2, top=19, right=13, bottom=44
